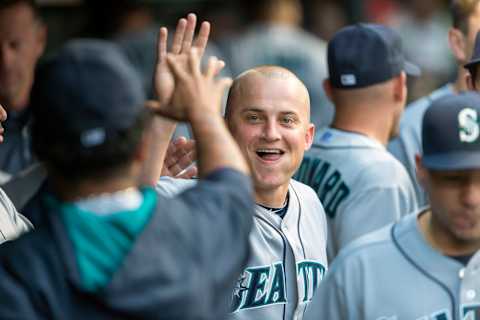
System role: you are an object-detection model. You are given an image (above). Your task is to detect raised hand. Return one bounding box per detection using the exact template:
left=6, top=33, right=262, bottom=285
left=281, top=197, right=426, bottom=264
left=154, top=13, right=210, bottom=108
left=152, top=47, right=231, bottom=121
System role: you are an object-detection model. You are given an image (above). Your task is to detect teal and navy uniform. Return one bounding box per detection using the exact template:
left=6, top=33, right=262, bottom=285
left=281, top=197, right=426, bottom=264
left=0, top=168, right=254, bottom=319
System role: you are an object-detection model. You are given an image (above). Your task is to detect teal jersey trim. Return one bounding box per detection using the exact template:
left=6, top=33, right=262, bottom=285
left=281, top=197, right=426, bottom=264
left=49, top=187, right=157, bottom=292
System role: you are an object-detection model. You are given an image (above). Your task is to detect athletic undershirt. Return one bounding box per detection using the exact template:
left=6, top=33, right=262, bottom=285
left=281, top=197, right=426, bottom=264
left=449, top=253, right=474, bottom=266
left=258, top=193, right=290, bottom=219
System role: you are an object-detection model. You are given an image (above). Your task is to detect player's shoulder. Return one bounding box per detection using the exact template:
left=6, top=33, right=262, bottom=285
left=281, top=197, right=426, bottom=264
left=400, top=84, right=453, bottom=128
left=329, top=223, right=395, bottom=272
left=356, top=151, right=411, bottom=187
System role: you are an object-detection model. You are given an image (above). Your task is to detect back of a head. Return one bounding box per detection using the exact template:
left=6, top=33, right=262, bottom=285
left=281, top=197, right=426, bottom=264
left=326, top=23, right=420, bottom=106
left=31, top=39, right=149, bottom=182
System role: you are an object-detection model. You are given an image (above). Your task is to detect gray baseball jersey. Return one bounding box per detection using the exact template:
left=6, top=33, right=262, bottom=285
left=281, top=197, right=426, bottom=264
left=295, top=127, right=418, bottom=260
left=156, top=177, right=328, bottom=320
left=0, top=187, right=32, bottom=244
left=304, top=212, right=480, bottom=320
left=388, top=84, right=454, bottom=208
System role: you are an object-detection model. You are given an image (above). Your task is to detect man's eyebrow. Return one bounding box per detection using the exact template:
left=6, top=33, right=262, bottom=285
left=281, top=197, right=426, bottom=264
left=241, top=108, right=264, bottom=113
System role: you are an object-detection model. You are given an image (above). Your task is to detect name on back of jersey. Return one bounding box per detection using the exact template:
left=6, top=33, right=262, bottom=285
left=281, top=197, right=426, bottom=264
left=295, top=157, right=350, bottom=218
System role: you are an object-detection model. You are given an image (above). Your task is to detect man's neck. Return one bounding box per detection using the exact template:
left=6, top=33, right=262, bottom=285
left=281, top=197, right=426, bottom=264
left=453, top=66, right=469, bottom=93
left=418, top=210, right=480, bottom=256
left=255, top=183, right=290, bottom=208
left=53, top=175, right=139, bottom=202
left=331, top=119, right=390, bottom=146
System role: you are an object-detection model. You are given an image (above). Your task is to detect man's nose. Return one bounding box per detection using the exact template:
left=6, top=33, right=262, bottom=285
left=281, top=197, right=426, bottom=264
left=461, top=181, right=480, bottom=209
left=262, top=120, right=281, bottom=141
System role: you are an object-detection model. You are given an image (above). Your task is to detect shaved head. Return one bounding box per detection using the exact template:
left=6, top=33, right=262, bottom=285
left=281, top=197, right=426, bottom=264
left=225, top=66, right=310, bottom=124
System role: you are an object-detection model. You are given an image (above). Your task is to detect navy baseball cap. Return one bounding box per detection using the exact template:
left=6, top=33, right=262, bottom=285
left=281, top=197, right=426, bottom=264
left=422, top=91, right=480, bottom=170
left=465, top=31, right=480, bottom=72
left=328, top=23, right=421, bottom=89
left=31, top=39, right=146, bottom=150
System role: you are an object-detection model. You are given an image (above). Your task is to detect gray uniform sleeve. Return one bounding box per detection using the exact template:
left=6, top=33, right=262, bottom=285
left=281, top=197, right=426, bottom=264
left=0, top=188, right=33, bottom=244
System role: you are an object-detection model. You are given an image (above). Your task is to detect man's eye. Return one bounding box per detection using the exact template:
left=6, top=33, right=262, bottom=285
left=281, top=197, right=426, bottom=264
left=246, top=114, right=260, bottom=122
left=281, top=117, right=295, bottom=125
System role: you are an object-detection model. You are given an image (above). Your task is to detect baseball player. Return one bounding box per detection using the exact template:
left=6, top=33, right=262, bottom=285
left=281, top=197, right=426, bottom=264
left=294, top=23, right=418, bottom=260
left=0, top=23, right=256, bottom=320
left=388, top=0, right=480, bottom=208
left=304, top=91, right=480, bottom=320
left=157, top=65, right=328, bottom=320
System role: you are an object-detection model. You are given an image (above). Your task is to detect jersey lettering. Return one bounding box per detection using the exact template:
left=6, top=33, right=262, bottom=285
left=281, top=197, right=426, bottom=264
left=230, top=260, right=326, bottom=313
left=458, top=108, right=480, bottom=143
left=462, top=304, right=480, bottom=320
left=231, top=263, right=286, bottom=312
left=297, top=260, right=326, bottom=302
left=295, top=156, right=350, bottom=218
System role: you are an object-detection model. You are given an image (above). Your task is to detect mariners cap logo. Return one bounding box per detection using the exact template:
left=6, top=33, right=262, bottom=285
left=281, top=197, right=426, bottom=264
left=340, top=74, right=356, bottom=86
left=458, top=107, right=480, bottom=143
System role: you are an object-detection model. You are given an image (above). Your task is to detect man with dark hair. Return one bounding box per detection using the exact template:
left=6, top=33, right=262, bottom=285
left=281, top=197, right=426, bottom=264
left=0, top=0, right=46, bottom=177
left=388, top=0, right=480, bottom=208
left=0, top=16, right=255, bottom=320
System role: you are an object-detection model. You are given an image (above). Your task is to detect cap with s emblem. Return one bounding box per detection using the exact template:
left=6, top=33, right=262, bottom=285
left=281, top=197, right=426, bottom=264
left=422, top=91, right=480, bottom=170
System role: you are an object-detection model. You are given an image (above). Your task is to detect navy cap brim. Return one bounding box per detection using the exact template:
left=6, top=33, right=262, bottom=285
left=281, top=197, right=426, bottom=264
left=422, top=151, right=480, bottom=170
left=404, top=61, right=421, bottom=77
left=465, top=58, right=480, bottom=70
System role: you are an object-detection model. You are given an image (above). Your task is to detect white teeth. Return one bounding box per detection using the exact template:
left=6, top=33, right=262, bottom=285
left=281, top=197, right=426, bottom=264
left=257, top=149, right=282, bottom=154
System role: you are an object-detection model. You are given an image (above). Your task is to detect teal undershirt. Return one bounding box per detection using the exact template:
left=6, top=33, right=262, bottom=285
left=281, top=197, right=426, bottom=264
left=47, top=187, right=157, bottom=292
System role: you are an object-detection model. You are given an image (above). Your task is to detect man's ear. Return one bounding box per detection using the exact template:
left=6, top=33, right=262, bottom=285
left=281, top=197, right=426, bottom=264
left=393, top=72, right=407, bottom=103
left=448, top=27, right=467, bottom=63
left=323, top=79, right=333, bottom=102
left=466, top=71, right=475, bottom=90
left=415, top=154, right=427, bottom=188
left=305, top=123, right=315, bottom=151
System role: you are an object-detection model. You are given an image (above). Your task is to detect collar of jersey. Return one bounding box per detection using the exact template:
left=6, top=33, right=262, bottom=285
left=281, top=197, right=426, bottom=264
left=313, top=127, right=385, bottom=150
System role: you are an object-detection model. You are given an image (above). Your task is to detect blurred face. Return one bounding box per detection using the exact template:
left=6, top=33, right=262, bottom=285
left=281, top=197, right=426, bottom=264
left=0, top=2, right=46, bottom=111
left=227, top=74, right=314, bottom=193
left=422, top=168, right=480, bottom=246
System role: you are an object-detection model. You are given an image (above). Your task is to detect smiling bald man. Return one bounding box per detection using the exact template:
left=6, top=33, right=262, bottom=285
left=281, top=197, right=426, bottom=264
left=157, top=66, right=329, bottom=319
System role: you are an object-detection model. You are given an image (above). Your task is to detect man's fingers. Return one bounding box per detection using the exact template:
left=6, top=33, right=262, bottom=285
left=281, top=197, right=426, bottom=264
left=156, top=27, right=168, bottom=64
left=193, top=21, right=210, bottom=57
left=189, top=48, right=201, bottom=76
left=213, top=60, right=226, bottom=77
left=181, top=13, right=197, bottom=53
left=205, top=56, right=218, bottom=78
left=167, top=54, right=188, bottom=80
left=176, top=165, right=197, bottom=179
left=171, top=18, right=187, bottom=54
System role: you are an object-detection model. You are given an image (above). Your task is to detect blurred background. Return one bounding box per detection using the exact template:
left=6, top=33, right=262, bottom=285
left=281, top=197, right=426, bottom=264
left=37, top=0, right=455, bottom=103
